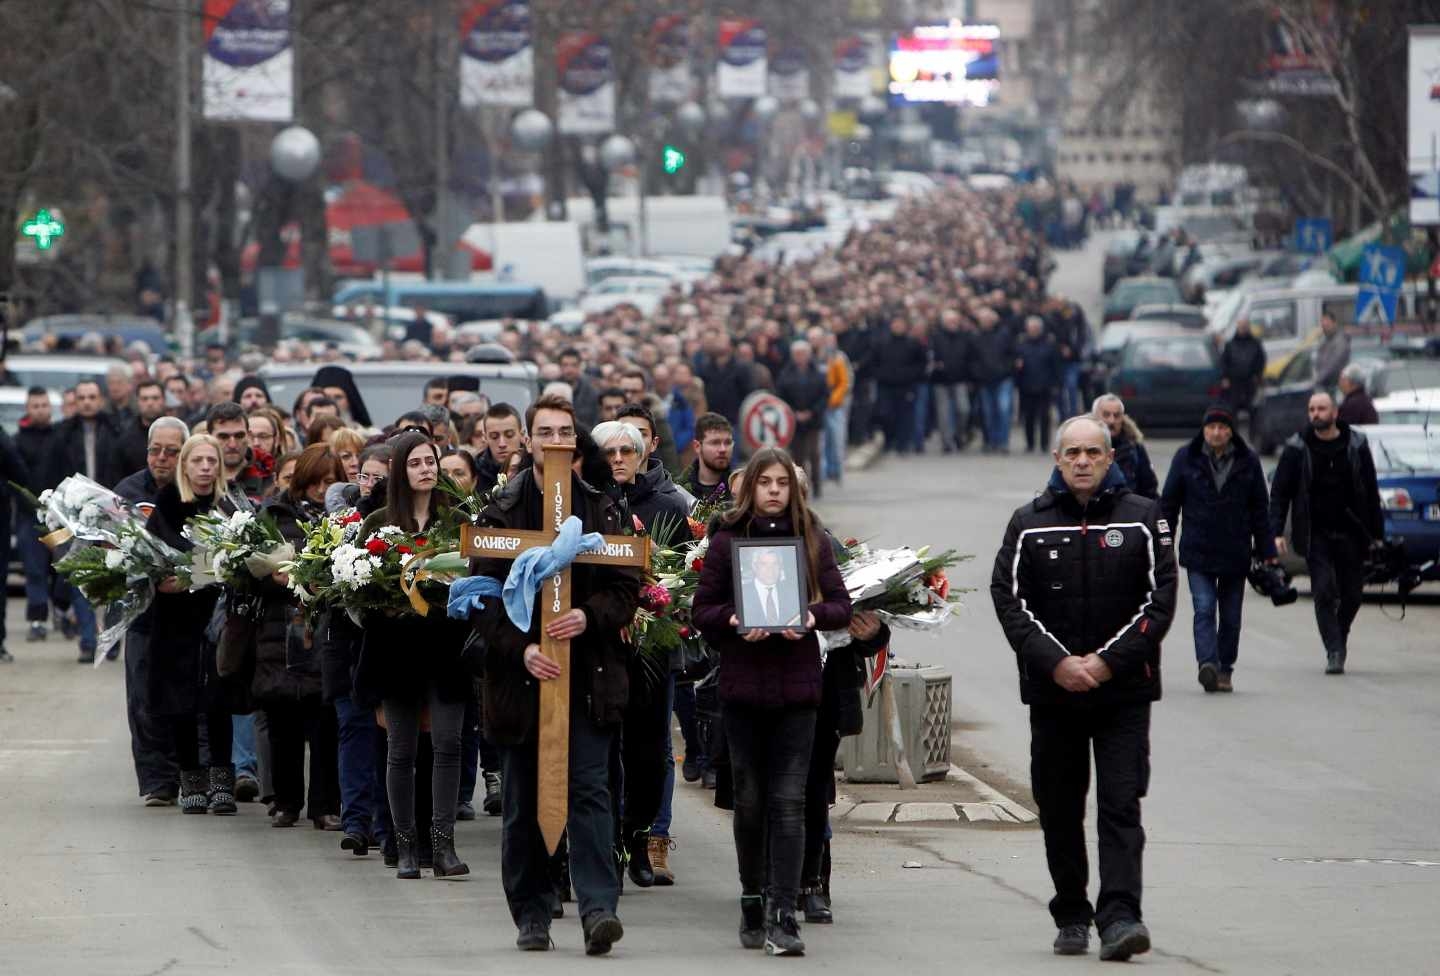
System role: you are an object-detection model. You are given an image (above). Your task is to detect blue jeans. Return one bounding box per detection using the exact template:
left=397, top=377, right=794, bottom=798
left=335, top=695, right=383, bottom=838
left=231, top=712, right=258, bottom=780
left=979, top=379, right=1014, bottom=449
left=1188, top=570, right=1245, bottom=672
left=16, top=519, right=52, bottom=622
left=72, top=589, right=97, bottom=653
left=653, top=674, right=677, bottom=838
left=822, top=404, right=848, bottom=480
left=932, top=382, right=969, bottom=450
left=1057, top=362, right=1083, bottom=419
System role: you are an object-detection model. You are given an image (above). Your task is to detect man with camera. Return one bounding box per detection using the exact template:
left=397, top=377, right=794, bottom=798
left=1160, top=405, right=1276, bottom=693
left=1269, top=391, right=1384, bottom=675
left=992, top=416, right=1177, bottom=961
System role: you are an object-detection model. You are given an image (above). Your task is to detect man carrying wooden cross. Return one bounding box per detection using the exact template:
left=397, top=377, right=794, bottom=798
left=466, top=394, right=640, bottom=956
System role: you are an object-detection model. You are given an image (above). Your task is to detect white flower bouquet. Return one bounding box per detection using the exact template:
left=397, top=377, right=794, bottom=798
left=184, top=509, right=295, bottom=591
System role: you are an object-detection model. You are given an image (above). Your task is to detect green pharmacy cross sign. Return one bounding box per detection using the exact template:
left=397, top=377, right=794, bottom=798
left=21, top=209, right=65, bottom=250
left=662, top=144, right=687, bottom=175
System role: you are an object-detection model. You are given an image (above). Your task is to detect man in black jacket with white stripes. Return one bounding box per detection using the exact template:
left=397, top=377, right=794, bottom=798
left=991, top=415, right=1177, bottom=962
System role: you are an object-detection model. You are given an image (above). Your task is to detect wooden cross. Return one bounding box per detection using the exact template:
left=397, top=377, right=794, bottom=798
left=461, top=442, right=651, bottom=855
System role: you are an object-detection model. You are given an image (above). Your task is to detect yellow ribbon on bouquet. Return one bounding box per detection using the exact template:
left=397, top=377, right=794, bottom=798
left=398, top=549, right=469, bottom=617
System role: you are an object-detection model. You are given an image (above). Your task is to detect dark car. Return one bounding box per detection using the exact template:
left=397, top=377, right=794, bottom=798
left=1104, top=276, right=1184, bottom=324
left=1365, top=425, right=1440, bottom=584
left=1108, top=332, right=1223, bottom=430
left=1250, top=341, right=1440, bottom=454
left=1103, top=231, right=1146, bottom=293
left=20, top=314, right=171, bottom=355
left=1084, top=321, right=1188, bottom=401
left=1131, top=303, right=1208, bottom=330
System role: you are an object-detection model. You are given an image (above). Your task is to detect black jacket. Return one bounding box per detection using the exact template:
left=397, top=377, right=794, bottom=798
left=1220, top=334, right=1267, bottom=408
left=15, top=423, right=58, bottom=492
left=991, top=466, right=1177, bottom=707
left=117, top=415, right=152, bottom=478
left=870, top=333, right=927, bottom=388
left=48, top=414, right=127, bottom=488
left=615, top=456, right=692, bottom=536
left=970, top=326, right=1015, bottom=384
left=930, top=327, right=973, bottom=384
left=1268, top=425, right=1384, bottom=557
left=1160, top=433, right=1275, bottom=576
left=1014, top=336, right=1061, bottom=395
left=694, top=354, right=753, bottom=424
left=837, top=326, right=873, bottom=380
left=468, top=469, right=639, bottom=745
left=1337, top=388, right=1379, bottom=426
left=775, top=362, right=830, bottom=435
left=251, top=497, right=324, bottom=704
left=1113, top=434, right=1159, bottom=499
left=114, top=469, right=161, bottom=507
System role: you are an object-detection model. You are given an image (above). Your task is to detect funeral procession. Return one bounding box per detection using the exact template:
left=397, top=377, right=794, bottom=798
left=5, top=1, right=1440, bottom=973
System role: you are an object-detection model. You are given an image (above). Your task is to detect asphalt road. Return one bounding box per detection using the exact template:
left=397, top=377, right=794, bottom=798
left=2, top=235, right=1437, bottom=974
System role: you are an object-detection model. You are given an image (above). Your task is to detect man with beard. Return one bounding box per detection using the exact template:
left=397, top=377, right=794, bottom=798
left=1092, top=394, right=1158, bottom=499
left=468, top=395, right=638, bottom=954
left=207, top=401, right=269, bottom=505
left=676, top=412, right=735, bottom=516
left=1269, top=391, right=1383, bottom=675
left=119, top=380, right=168, bottom=475
left=115, top=417, right=189, bottom=805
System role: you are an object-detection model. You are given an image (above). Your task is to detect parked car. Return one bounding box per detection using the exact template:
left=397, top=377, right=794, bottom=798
left=258, top=361, right=538, bottom=431
left=20, top=315, right=170, bottom=355
left=577, top=276, right=672, bottom=317
left=1086, top=321, right=1189, bottom=402
left=1131, top=303, right=1208, bottom=330
left=0, top=354, right=129, bottom=393
left=1372, top=388, right=1440, bottom=426
left=1180, top=252, right=1268, bottom=304
left=584, top=257, right=681, bottom=288
left=1104, top=276, right=1184, bottom=324
left=1361, top=424, right=1440, bottom=584
left=1107, top=332, right=1223, bottom=430
left=196, top=315, right=382, bottom=360
left=332, top=280, right=549, bottom=322
left=0, top=386, right=63, bottom=431
left=1102, top=231, right=1145, bottom=292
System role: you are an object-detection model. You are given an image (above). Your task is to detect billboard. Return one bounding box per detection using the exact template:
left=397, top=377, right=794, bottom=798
left=833, top=35, right=876, bottom=100
left=768, top=45, right=809, bottom=101
left=1409, top=27, right=1440, bottom=225
left=459, top=0, right=533, bottom=108
left=202, top=0, right=293, bottom=122
left=648, top=15, right=691, bottom=105
left=888, top=21, right=999, bottom=107
left=717, top=19, right=767, bottom=97
left=557, top=32, right=614, bottom=135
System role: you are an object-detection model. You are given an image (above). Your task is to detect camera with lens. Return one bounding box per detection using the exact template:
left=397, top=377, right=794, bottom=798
left=1248, top=559, right=1298, bottom=606
left=1364, top=539, right=1427, bottom=597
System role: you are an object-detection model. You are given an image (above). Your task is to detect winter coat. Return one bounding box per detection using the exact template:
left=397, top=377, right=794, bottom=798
left=142, top=484, right=233, bottom=717
left=1112, top=433, right=1159, bottom=499
left=668, top=390, right=696, bottom=452
left=1338, top=388, right=1379, bottom=427
left=930, top=327, right=973, bottom=385
left=676, top=462, right=732, bottom=514
left=1268, top=424, right=1383, bottom=557
left=692, top=513, right=853, bottom=709
left=1014, top=336, right=1062, bottom=395
left=117, top=415, right=151, bottom=480
left=775, top=361, right=831, bottom=435
left=1159, top=433, right=1275, bottom=576
left=15, top=423, right=58, bottom=493
left=971, top=327, right=1015, bottom=384
left=615, top=456, right=693, bottom=536
left=870, top=333, right=927, bottom=389
left=694, top=354, right=754, bottom=424
left=114, top=469, right=161, bottom=507
left=570, top=374, right=602, bottom=430
left=1314, top=330, right=1351, bottom=390
left=467, top=469, right=639, bottom=745
left=991, top=465, right=1177, bottom=707
left=250, top=496, right=324, bottom=704
left=1220, top=334, right=1267, bottom=408
left=47, top=413, right=127, bottom=488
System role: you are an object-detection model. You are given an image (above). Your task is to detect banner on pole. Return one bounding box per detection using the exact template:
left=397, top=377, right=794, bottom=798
left=202, top=0, right=293, bottom=122
left=1408, top=27, right=1440, bottom=225
left=833, top=35, right=874, bottom=100
left=768, top=45, right=809, bottom=101
left=648, top=15, right=692, bottom=105
left=557, top=32, right=614, bottom=135
left=717, top=19, right=767, bottom=98
left=460, top=0, right=533, bottom=108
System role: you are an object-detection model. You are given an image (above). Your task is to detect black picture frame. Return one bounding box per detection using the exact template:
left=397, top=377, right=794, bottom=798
left=731, top=537, right=808, bottom=633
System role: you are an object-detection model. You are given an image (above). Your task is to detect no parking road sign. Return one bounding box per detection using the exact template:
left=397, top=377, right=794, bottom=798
left=739, top=392, right=796, bottom=452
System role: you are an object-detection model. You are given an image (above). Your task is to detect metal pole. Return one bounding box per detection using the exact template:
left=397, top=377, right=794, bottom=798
left=637, top=131, right=649, bottom=257
left=175, top=0, right=195, bottom=359
left=433, top=0, right=451, bottom=280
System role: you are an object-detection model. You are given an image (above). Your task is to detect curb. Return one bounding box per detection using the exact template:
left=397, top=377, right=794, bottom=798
left=834, top=765, right=1039, bottom=826
left=844, top=434, right=886, bottom=474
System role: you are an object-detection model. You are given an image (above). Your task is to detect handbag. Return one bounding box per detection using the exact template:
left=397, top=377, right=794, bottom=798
left=215, top=591, right=261, bottom=678
left=284, top=609, right=319, bottom=675
left=670, top=635, right=715, bottom=684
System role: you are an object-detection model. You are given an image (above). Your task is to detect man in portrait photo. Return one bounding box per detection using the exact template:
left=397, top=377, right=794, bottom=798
left=741, top=546, right=802, bottom=629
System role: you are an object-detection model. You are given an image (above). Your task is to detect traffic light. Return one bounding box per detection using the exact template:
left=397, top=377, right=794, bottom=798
left=662, top=144, right=687, bottom=175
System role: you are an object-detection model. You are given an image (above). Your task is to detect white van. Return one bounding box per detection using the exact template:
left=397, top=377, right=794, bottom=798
left=1207, top=282, right=1426, bottom=367
left=459, top=221, right=586, bottom=305
left=561, top=195, right=732, bottom=260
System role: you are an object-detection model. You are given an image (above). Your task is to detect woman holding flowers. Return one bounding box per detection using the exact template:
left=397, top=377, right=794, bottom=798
left=355, top=430, right=472, bottom=880
left=691, top=447, right=853, bottom=956
left=146, top=434, right=241, bottom=816
left=255, top=444, right=343, bottom=829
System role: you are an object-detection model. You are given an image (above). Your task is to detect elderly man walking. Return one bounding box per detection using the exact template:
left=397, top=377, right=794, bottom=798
left=991, top=415, right=1177, bottom=961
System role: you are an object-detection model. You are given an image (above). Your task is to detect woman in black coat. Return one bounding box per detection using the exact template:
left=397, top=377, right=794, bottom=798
left=257, top=443, right=343, bottom=829
left=355, top=431, right=472, bottom=880
left=146, top=434, right=239, bottom=816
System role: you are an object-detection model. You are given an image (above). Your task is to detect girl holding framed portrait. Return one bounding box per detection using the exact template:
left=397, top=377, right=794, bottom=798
left=692, top=447, right=853, bottom=956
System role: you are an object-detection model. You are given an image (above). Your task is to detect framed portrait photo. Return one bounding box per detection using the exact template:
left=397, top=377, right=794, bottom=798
left=731, top=537, right=808, bottom=633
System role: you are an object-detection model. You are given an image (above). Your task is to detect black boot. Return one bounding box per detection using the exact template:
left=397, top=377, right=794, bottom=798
left=208, top=766, right=237, bottom=816
left=394, top=829, right=421, bottom=880
left=179, top=769, right=209, bottom=815
left=431, top=825, right=470, bottom=878
left=739, top=895, right=766, bottom=949
left=764, top=903, right=805, bottom=956
left=625, top=830, right=654, bottom=888
left=799, top=884, right=833, bottom=924
left=382, top=835, right=398, bottom=868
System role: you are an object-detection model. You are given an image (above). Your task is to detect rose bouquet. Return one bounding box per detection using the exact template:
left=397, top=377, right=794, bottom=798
left=184, top=509, right=295, bottom=592
left=626, top=515, right=712, bottom=681
left=40, top=475, right=193, bottom=662
left=319, top=524, right=469, bottom=620
left=281, top=508, right=366, bottom=606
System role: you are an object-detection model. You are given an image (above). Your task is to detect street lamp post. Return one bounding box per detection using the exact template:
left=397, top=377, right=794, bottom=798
left=258, top=125, right=321, bottom=348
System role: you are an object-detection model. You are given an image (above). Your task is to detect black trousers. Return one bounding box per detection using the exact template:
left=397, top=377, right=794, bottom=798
left=618, top=676, right=672, bottom=838
left=172, top=708, right=232, bottom=772
left=802, top=718, right=841, bottom=886
left=123, top=632, right=178, bottom=796
left=1306, top=532, right=1366, bottom=661
left=383, top=689, right=465, bottom=833
left=724, top=704, right=816, bottom=906
left=265, top=698, right=340, bottom=819
left=1029, top=702, right=1150, bottom=931
left=1020, top=392, right=1053, bottom=451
